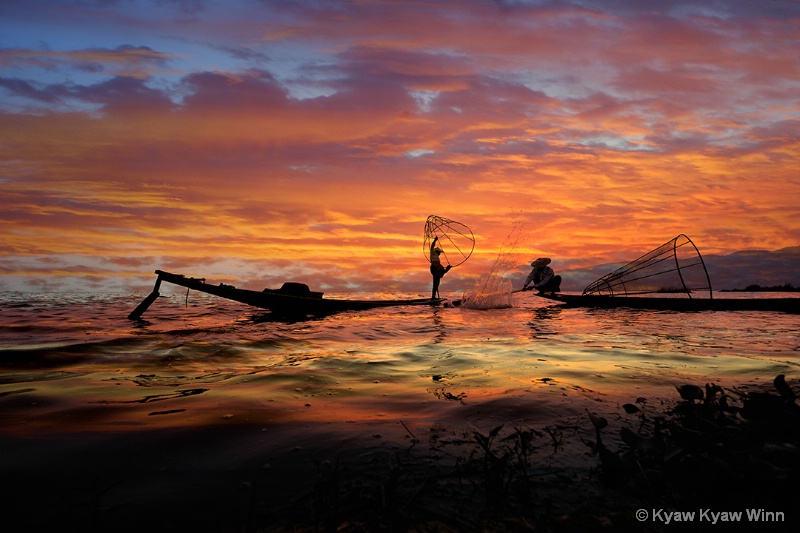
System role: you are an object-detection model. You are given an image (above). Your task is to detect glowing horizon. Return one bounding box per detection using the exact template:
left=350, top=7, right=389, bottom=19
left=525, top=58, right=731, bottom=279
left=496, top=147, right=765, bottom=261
left=1, top=0, right=798, bottom=293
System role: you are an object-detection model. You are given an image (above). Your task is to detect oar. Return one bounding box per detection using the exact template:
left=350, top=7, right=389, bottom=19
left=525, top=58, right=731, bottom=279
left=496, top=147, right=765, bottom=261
left=128, top=274, right=164, bottom=320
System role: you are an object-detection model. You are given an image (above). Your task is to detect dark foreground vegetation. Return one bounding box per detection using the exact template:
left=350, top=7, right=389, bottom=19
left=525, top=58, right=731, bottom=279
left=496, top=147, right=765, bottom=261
left=582, top=374, right=798, bottom=532
left=271, top=376, right=800, bottom=531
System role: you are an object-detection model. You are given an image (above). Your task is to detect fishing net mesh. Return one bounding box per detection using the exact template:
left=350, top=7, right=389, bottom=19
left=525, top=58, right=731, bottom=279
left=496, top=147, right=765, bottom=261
left=459, top=218, right=527, bottom=310
left=583, top=234, right=712, bottom=298
left=423, top=215, right=475, bottom=267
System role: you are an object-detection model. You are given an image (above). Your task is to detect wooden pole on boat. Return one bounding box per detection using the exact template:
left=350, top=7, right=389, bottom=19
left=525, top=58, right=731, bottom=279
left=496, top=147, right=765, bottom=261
left=127, top=274, right=163, bottom=320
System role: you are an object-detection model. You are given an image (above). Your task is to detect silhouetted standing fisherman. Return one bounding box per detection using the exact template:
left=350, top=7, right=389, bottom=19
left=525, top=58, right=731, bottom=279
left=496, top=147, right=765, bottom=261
left=430, top=236, right=452, bottom=298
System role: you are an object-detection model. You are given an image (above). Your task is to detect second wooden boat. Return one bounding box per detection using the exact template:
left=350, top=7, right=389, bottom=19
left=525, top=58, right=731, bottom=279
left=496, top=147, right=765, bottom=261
left=535, top=292, right=799, bottom=313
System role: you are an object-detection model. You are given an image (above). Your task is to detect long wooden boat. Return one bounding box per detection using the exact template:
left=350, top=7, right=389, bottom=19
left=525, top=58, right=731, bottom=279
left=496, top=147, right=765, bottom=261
left=534, top=292, right=800, bottom=313
left=128, top=270, right=443, bottom=320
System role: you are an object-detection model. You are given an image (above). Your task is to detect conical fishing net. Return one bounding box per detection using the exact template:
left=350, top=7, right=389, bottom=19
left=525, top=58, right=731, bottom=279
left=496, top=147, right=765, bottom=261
left=583, top=234, right=712, bottom=299
left=423, top=215, right=475, bottom=267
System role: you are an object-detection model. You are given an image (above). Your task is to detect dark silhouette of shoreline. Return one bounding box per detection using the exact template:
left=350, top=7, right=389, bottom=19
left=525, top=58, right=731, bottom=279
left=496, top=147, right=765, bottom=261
left=721, top=283, right=799, bottom=292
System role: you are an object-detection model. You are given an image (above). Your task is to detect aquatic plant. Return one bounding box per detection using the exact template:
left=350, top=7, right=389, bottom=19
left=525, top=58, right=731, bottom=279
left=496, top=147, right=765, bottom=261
left=590, top=374, right=800, bottom=510
left=464, top=424, right=540, bottom=512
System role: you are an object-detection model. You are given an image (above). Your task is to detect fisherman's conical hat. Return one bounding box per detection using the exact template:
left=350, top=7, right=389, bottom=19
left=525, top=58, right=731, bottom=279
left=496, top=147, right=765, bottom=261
left=531, top=257, right=551, bottom=267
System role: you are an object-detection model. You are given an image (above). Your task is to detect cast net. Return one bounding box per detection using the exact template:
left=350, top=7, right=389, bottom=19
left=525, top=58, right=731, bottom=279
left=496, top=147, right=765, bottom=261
left=582, top=234, right=712, bottom=299
left=423, top=215, right=475, bottom=267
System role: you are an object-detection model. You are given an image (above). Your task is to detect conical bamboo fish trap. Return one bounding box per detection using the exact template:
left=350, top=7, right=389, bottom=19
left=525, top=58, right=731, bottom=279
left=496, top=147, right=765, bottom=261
left=583, top=234, right=713, bottom=299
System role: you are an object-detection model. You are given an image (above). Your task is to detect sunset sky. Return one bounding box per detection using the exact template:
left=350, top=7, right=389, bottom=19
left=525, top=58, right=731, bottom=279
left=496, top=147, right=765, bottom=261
left=1, top=0, right=799, bottom=294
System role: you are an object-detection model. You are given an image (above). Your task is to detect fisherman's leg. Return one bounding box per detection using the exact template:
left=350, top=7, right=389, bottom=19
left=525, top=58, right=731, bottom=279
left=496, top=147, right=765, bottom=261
left=540, top=275, right=562, bottom=293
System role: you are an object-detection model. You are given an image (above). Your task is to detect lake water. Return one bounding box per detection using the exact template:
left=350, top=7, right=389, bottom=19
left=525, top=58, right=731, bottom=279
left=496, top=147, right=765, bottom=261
left=2, top=289, right=797, bottom=424
left=1, top=288, right=798, bottom=530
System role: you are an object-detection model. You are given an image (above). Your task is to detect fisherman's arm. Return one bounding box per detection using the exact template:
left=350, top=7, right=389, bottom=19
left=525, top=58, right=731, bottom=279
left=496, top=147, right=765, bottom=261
left=522, top=271, right=536, bottom=289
